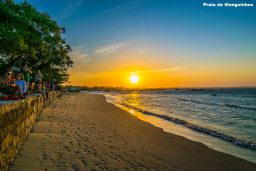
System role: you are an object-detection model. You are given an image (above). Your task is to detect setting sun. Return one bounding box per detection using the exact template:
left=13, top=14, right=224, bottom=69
left=130, top=75, right=139, bottom=84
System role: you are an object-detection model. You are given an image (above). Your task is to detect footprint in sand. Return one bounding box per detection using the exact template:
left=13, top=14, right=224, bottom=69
left=41, top=153, right=47, bottom=161
left=79, top=158, right=88, bottom=166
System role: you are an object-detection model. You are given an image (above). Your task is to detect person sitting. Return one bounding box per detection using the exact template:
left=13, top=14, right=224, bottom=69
left=15, top=72, right=27, bottom=96
left=0, top=69, right=24, bottom=99
left=33, top=80, right=42, bottom=93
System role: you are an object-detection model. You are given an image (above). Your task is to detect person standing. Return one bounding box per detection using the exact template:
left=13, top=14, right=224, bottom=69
left=21, top=64, right=32, bottom=91
left=34, top=70, right=42, bottom=83
left=34, top=70, right=43, bottom=92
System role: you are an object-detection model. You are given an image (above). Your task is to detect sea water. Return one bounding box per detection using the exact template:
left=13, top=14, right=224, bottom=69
left=104, top=88, right=256, bottom=163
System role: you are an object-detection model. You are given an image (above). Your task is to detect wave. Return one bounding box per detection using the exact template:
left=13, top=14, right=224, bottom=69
left=174, top=98, right=219, bottom=106
left=121, top=103, right=256, bottom=151
left=224, top=104, right=256, bottom=111
left=175, top=98, right=256, bottom=111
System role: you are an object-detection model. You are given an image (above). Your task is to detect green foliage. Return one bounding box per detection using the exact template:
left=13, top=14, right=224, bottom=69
left=0, top=0, right=73, bottom=82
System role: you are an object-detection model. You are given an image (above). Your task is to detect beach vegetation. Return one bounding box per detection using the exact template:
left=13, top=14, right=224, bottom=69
left=0, top=0, right=73, bottom=83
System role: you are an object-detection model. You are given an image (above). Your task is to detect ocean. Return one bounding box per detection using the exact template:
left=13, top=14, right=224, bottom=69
left=103, top=88, right=256, bottom=163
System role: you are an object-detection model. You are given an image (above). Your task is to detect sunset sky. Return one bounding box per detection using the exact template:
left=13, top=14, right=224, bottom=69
left=16, top=0, right=256, bottom=87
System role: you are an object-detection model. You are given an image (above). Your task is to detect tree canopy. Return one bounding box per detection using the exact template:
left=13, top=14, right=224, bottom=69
left=0, top=0, right=73, bottom=83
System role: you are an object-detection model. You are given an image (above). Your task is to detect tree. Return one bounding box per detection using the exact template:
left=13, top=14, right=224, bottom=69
left=0, top=0, right=73, bottom=82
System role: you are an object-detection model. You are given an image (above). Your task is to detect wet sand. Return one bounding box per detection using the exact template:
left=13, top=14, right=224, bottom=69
left=9, top=93, right=256, bottom=171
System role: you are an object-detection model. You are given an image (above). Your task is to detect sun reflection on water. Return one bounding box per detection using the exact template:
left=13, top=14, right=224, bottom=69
left=124, top=92, right=145, bottom=110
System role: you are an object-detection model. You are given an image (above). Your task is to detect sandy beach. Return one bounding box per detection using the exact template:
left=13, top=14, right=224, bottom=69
left=9, top=93, right=256, bottom=171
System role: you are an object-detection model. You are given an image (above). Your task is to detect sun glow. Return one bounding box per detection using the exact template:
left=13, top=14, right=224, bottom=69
left=129, top=75, right=139, bottom=84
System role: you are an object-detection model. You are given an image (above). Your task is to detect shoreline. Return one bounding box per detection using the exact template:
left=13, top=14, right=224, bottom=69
left=104, top=96, right=256, bottom=164
left=10, top=93, right=256, bottom=170
left=114, top=102, right=256, bottom=163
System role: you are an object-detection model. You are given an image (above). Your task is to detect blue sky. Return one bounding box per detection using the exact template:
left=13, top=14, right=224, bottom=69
left=14, top=0, right=256, bottom=87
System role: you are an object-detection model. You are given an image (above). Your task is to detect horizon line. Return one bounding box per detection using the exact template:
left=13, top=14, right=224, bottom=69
left=64, top=85, right=256, bottom=89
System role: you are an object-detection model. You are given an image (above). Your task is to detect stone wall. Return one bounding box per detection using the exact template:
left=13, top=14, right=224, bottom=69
left=0, top=91, right=61, bottom=171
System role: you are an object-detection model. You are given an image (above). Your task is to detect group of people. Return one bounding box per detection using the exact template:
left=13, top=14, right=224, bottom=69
left=0, top=64, right=60, bottom=100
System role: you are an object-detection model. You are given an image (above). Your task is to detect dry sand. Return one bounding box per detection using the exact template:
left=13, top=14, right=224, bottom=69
left=9, top=93, right=256, bottom=171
